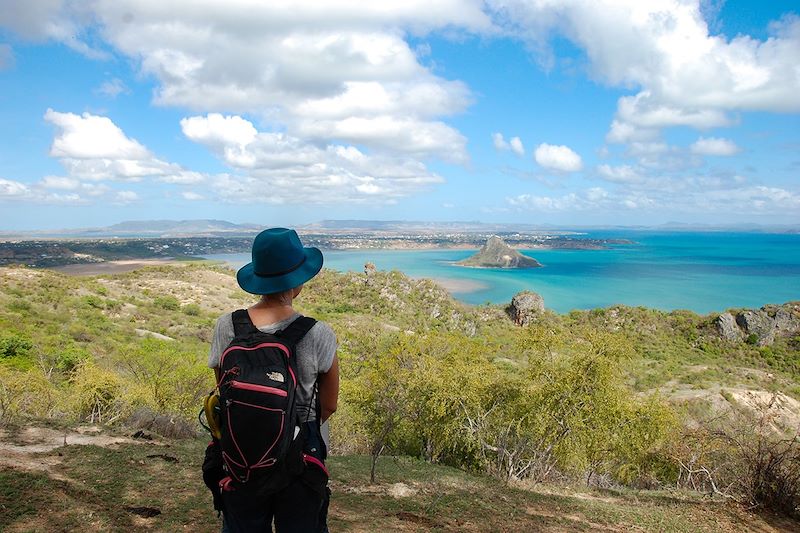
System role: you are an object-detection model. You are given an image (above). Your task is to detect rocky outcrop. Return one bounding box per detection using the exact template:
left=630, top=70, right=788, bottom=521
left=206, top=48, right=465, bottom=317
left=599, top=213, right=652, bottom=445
left=716, top=312, right=744, bottom=342
left=364, top=262, right=377, bottom=286
left=508, top=291, right=545, bottom=326
left=716, top=303, right=800, bottom=346
left=457, top=236, right=541, bottom=268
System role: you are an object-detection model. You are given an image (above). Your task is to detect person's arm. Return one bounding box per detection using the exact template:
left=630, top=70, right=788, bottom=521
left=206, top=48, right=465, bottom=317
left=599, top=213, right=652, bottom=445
left=317, top=354, right=339, bottom=423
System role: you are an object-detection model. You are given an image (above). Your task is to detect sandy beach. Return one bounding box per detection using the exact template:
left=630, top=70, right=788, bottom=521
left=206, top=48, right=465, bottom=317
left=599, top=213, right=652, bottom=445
left=428, top=277, right=488, bottom=294
left=51, top=259, right=179, bottom=276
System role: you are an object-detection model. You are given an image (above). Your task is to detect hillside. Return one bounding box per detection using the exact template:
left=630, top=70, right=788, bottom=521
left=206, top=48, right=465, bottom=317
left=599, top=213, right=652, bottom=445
left=457, top=235, right=542, bottom=268
left=1, top=423, right=797, bottom=532
left=0, top=262, right=798, bottom=528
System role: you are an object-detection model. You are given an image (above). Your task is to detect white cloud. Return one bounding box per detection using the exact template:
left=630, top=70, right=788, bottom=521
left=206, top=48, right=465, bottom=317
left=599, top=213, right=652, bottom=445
left=506, top=182, right=800, bottom=215
left=507, top=189, right=617, bottom=211
left=181, top=191, right=205, bottom=201
left=0, top=176, right=101, bottom=205
left=509, top=136, right=524, bottom=156
left=45, top=109, right=149, bottom=160
left=181, top=114, right=257, bottom=149
left=294, top=116, right=467, bottom=163
left=39, top=176, right=111, bottom=198
left=182, top=113, right=444, bottom=204
left=534, top=143, right=583, bottom=172
left=0, top=178, right=31, bottom=198
left=44, top=109, right=210, bottom=188
left=39, top=175, right=79, bottom=189
left=114, top=190, right=139, bottom=204
left=90, top=1, right=487, bottom=162
left=492, top=132, right=509, bottom=151
left=690, top=136, right=741, bottom=156
left=492, top=133, right=525, bottom=157
left=96, top=78, right=128, bottom=98
left=491, top=1, right=800, bottom=161
left=597, top=164, right=642, bottom=184
left=2, top=1, right=491, bottom=166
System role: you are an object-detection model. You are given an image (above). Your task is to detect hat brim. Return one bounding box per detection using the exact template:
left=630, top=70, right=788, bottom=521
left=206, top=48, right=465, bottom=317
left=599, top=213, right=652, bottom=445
left=236, top=247, right=323, bottom=295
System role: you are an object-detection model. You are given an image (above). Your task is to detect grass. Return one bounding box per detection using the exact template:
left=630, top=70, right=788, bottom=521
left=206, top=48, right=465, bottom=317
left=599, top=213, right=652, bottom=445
left=1, top=430, right=798, bottom=532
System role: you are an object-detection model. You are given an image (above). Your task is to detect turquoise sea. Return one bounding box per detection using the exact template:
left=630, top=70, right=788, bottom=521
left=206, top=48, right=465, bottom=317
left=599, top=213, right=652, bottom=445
left=206, top=231, right=800, bottom=314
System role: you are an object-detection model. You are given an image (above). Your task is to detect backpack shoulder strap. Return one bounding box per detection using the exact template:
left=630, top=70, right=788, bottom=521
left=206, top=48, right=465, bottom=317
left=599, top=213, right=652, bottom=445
left=231, top=309, right=259, bottom=337
left=278, top=316, right=317, bottom=346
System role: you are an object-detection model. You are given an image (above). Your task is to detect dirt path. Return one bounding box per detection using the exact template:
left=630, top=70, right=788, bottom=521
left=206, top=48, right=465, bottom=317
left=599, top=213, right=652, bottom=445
left=0, top=426, right=151, bottom=477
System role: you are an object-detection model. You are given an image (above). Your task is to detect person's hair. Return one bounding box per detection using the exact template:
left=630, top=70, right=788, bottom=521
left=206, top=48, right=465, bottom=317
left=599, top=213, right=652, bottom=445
left=261, top=287, right=296, bottom=306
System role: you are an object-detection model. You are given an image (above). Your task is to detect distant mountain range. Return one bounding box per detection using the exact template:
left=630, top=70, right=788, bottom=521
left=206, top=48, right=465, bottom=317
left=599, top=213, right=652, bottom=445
left=1, top=219, right=797, bottom=239
left=0, top=219, right=265, bottom=239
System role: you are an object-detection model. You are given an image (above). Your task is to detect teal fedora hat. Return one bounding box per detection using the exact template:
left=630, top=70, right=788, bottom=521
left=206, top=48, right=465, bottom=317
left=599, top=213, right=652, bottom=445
left=236, top=228, right=323, bottom=295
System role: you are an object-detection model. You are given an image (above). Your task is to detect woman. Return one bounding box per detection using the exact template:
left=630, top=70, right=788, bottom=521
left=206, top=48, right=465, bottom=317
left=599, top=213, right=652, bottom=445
left=208, top=227, right=339, bottom=532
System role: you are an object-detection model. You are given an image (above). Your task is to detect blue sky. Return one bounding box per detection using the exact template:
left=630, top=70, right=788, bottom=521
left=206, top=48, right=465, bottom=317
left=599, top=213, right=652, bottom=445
left=0, top=0, right=798, bottom=230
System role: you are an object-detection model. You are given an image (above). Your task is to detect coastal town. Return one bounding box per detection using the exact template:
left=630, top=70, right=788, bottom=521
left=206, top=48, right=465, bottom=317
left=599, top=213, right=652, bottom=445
left=0, top=221, right=633, bottom=268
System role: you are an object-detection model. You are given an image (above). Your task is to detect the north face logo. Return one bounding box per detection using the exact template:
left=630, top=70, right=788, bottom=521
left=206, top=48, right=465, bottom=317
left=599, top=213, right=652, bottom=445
left=267, top=371, right=285, bottom=383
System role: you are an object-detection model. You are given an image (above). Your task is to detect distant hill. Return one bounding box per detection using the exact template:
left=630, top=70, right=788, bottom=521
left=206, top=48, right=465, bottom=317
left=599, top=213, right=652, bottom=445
left=1, top=219, right=265, bottom=238
left=457, top=235, right=542, bottom=268
left=99, top=219, right=264, bottom=237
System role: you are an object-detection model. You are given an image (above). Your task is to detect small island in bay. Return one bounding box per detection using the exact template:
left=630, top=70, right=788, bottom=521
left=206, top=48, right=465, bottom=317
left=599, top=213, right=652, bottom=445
left=457, top=235, right=542, bottom=268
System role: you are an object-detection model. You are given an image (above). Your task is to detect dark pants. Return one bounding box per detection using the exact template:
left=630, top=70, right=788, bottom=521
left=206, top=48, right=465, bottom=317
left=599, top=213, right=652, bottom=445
left=221, top=422, right=330, bottom=533
left=221, top=476, right=323, bottom=533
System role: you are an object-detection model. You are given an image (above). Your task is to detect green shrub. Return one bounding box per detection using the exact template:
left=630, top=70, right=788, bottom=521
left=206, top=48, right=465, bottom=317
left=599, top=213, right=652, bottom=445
left=81, top=295, right=105, bottom=309
left=70, top=361, right=124, bottom=423
left=7, top=300, right=31, bottom=312
left=0, top=334, right=33, bottom=358
left=182, top=303, right=201, bottom=316
left=153, top=295, right=181, bottom=311
left=56, top=346, right=91, bottom=373
left=0, top=367, right=61, bottom=422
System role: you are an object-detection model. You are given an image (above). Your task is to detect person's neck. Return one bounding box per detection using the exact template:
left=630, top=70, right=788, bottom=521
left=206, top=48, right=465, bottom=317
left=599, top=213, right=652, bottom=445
left=247, top=301, right=296, bottom=326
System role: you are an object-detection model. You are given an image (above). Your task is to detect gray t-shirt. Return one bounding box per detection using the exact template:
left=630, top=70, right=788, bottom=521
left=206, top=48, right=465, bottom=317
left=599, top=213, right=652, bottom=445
left=208, top=312, right=337, bottom=424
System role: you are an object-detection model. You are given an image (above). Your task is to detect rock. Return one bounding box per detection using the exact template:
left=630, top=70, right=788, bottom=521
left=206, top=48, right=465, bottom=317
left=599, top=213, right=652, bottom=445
left=388, top=482, right=416, bottom=498
left=733, top=304, right=800, bottom=346
left=508, top=291, right=545, bottom=326
left=716, top=312, right=744, bottom=342
left=134, top=328, right=174, bottom=341
left=364, top=262, right=377, bottom=285
left=457, top=236, right=541, bottom=268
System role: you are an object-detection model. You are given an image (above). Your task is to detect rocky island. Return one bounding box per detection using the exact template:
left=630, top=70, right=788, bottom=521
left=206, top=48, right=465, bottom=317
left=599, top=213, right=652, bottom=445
left=457, top=235, right=542, bottom=268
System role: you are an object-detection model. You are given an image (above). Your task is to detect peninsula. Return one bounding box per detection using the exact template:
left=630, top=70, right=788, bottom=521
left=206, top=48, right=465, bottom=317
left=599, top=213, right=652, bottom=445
left=457, top=235, right=542, bottom=268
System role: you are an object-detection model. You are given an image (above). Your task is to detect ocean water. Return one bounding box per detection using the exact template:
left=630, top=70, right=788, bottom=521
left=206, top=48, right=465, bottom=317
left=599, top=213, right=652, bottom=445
left=205, top=231, right=800, bottom=314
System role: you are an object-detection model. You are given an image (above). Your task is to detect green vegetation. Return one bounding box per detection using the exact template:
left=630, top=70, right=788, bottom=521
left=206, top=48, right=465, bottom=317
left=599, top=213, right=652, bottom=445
left=0, top=435, right=795, bottom=533
left=0, top=263, right=798, bottom=526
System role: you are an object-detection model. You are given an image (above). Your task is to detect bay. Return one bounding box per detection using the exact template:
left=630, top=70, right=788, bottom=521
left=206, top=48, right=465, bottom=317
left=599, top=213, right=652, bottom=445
left=204, top=231, right=800, bottom=314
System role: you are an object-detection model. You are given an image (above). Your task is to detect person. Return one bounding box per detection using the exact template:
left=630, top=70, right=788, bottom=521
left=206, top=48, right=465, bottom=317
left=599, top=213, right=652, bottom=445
left=208, top=227, right=339, bottom=533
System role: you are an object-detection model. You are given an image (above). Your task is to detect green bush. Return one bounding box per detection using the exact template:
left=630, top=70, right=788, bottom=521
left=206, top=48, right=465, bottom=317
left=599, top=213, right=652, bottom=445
left=0, top=367, right=61, bottom=422
left=182, top=303, right=201, bottom=316
left=70, top=361, right=124, bottom=423
left=0, top=334, right=33, bottom=358
left=81, top=295, right=105, bottom=309
left=153, top=295, right=181, bottom=311
left=56, top=346, right=91, bottom=373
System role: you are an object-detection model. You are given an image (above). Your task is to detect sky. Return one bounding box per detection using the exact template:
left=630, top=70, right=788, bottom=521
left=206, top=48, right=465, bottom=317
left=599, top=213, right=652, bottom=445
left=0, top=0, right=798, bottom=230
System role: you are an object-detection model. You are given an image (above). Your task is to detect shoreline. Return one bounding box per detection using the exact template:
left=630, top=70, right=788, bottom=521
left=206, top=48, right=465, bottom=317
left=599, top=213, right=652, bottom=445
left=423, top=276, right=489, bottom=294
left=50, top=259, right=180, bottom=276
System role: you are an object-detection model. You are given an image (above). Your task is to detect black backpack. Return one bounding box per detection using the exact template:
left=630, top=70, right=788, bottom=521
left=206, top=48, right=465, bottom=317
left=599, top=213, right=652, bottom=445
left=214, top=310, right=316, bottom=492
